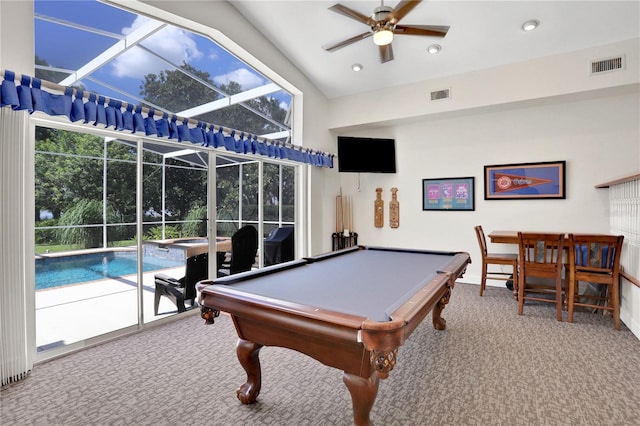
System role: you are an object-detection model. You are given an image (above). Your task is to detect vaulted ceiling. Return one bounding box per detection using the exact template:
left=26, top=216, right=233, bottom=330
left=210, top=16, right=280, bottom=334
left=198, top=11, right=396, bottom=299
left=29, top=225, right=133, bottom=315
left=230, top=1, right=640, bottom=99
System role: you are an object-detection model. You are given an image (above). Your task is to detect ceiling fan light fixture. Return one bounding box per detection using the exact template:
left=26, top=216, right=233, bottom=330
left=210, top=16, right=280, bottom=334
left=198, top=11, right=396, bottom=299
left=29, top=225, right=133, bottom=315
left=522, top=19, right=539, bottom=32
left=373, top=29, right=394, bottom=46
left=427, top=44, right=441, bottom=54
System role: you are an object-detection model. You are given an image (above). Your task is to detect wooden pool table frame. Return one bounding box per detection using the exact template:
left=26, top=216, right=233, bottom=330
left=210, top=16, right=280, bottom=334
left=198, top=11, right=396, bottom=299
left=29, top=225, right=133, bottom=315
left=197, top=246, right=471, bottom=425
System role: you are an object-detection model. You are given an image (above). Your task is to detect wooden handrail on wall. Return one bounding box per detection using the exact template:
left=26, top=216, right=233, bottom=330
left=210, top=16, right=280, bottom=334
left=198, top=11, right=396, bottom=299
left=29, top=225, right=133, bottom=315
left=621, top=271, right=640, bottom=288
left=594, top=173, right=640, bottom=188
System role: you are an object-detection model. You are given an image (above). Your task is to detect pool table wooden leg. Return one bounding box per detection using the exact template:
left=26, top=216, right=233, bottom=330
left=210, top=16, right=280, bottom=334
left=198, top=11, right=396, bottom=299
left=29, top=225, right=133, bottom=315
left=236, top=339, right=263, bottom=404
left=343, top=371, right=379, bottom=426
left=432, top=285, right=452, bottom=331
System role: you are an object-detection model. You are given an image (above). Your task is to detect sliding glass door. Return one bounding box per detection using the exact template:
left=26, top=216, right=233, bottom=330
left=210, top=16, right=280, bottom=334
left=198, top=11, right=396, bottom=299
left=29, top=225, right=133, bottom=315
left=33, top=123, right=298, bottom=355
left=34, top=127, right=141, bottom=351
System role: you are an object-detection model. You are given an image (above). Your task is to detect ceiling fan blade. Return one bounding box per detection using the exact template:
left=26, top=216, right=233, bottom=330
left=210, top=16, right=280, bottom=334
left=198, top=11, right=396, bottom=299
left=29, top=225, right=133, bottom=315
left=323, top=32, right=373, bottom=52
left=388, top=0, right=422, bottom=24
left=328, top=4, right=375, bottom=26
left=379, top=44, right=394, bottom=63
left=394, top=25, right=449, bottom=37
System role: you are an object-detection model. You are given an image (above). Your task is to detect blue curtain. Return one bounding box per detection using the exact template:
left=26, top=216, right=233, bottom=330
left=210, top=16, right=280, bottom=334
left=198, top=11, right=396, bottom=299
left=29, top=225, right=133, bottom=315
left=0, top=70, right=334, bottom=168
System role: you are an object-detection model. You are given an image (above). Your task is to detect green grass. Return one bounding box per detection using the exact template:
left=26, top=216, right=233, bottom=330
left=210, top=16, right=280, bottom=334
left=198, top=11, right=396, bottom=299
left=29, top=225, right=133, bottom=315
left=35, top=244, right=83, bottom=254
left=35, top=239, right=137, bottom=255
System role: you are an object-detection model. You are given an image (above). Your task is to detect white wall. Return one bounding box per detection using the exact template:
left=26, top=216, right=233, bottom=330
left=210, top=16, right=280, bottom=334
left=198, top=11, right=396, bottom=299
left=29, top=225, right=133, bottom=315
left=327, top=38, right=639, bottom=129
left=335, top=90, right=639, bottom=274
left=325, top=35, right=640, bottom=335
left=0, top=0, right=33, bottom=75
left=332, top=88, right=640, bottom=334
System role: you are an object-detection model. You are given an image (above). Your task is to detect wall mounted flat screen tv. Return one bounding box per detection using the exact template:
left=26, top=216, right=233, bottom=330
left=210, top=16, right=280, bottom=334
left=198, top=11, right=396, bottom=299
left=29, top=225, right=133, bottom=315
left=337, top=136, right=396, bottom=173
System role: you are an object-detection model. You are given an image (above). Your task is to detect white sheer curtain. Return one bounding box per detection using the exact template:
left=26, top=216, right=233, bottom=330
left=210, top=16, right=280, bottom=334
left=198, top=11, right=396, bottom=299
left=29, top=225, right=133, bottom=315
left=0, top=107, right=35, bottom=385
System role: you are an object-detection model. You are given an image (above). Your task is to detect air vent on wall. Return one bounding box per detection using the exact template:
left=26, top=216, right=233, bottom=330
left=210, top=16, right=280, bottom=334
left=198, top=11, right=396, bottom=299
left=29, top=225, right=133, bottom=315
left=430, top=88, right=450, bottom=101
left=591, top=55, right=625, bottom=75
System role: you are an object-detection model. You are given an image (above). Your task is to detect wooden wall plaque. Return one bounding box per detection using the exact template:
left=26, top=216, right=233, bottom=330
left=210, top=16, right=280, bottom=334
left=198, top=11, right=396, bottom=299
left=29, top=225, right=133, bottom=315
left=374, top=188, right=384, bottom=228
left=389, top=187, right=399, bottom=228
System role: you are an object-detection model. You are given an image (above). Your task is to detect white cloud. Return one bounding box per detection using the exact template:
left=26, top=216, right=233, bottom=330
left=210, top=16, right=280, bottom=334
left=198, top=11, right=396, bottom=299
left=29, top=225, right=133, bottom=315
left=111, top=16, right=203, bottom=79
left=279, top=100, right=289, bottom=110
left=213, top=68, right=264, bottom=90
left=207, top=49, right=219, bottom=62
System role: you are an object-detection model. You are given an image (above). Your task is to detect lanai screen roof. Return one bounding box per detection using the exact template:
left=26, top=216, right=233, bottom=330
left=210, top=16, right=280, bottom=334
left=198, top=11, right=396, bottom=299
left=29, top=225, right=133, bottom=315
left=34, top=0, right=292, bottom=167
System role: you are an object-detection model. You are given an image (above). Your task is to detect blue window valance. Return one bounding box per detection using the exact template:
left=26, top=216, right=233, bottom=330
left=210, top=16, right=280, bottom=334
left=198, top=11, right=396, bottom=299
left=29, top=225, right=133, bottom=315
left=0, top=70, right=334, bottom=168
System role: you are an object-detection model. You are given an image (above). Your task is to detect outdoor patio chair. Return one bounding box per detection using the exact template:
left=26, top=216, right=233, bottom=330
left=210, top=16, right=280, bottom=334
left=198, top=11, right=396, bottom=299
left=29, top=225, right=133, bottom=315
left=154, top=252, right=208, bottom=315
left=218, top=225, right=258, bottom=277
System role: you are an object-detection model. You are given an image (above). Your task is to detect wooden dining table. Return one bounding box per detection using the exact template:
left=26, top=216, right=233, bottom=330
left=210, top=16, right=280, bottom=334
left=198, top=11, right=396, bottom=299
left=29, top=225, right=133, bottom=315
left=487, top=230, right=640, bottom=301
left=487, top=230, right=520, bottom=245
left=488, top=230, right=571, bottom=247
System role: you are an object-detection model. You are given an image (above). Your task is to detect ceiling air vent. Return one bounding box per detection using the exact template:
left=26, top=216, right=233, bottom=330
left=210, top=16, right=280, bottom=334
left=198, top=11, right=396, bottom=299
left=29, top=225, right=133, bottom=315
left=430, top=88, right=450, bottom=101
left=591, top=55, right=625, bottom=75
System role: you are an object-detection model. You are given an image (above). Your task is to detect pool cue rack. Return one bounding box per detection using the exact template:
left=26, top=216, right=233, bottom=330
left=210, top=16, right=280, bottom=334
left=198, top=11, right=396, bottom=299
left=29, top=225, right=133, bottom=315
left=334, top=190, right=357, bottom=250
left=332, top=232, right=359, bottom=251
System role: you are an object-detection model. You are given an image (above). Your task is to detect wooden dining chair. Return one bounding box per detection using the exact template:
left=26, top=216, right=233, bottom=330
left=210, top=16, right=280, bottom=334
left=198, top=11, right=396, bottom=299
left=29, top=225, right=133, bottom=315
left=474, top=226, right=518, bottom=297
left=567, top=234, right=624, bottom=330
left=517, top=232, right=566, bottom=321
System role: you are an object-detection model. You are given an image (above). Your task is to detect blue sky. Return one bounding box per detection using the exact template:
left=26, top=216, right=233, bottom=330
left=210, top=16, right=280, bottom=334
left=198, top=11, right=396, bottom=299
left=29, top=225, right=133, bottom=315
left=34, top=0, right=290, bottom=110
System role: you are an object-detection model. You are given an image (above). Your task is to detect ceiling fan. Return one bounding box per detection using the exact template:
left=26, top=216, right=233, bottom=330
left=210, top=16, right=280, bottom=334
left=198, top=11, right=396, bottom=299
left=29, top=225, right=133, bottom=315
left=322, top=0, right=449, bottom=63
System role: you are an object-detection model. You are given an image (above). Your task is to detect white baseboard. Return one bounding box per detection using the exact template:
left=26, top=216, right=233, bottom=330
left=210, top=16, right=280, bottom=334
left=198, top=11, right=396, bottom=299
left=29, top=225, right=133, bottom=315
left=457, top=274, right=512, bottom=289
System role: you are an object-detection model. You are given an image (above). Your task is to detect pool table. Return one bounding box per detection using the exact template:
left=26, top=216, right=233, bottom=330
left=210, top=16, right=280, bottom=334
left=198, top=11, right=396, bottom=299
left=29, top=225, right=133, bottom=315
left=196, top=246, right=471, bottom=426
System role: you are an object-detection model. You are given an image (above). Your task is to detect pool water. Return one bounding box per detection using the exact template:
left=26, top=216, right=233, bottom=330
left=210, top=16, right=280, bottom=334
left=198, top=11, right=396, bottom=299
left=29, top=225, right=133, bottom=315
left=36, top=251, right=184, bottom=290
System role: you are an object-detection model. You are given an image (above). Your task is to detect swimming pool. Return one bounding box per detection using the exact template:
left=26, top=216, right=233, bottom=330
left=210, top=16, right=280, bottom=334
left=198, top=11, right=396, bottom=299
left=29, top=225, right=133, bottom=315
left=36, top=251, right=184, bottom=290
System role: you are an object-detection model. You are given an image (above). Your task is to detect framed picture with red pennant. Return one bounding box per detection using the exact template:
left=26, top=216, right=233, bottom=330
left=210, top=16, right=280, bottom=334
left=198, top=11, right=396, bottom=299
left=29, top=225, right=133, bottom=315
left=484, top=161, right=566, bottom=200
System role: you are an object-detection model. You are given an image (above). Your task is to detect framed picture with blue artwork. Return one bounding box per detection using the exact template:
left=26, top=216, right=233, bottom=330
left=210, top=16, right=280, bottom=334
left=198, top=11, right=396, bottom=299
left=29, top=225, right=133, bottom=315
left=422, top=177, right=475, bottom=211
left=484, top=161, right=566, bottom=200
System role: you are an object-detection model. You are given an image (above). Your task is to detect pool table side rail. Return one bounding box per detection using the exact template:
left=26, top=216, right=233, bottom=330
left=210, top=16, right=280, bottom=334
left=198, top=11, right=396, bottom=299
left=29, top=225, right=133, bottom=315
left=361, top=246, right=467, bottom=257
left=305, top=245, right=361, bottom=262
left=201, top=259, right=309, bottom=286
left=306, top=245, right=468, bottom=263
left=378, top=252, right=470, bottom=343
left=199, top=284, right=369, bottom=331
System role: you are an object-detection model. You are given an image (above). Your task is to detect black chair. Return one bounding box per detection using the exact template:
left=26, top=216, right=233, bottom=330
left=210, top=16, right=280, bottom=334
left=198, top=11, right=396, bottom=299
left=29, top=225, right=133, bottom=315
left=154, top=252, right=208, bottom=315
left=264, top=226, right=294, bottom=266
left=218, top=225, right=258, bottom=277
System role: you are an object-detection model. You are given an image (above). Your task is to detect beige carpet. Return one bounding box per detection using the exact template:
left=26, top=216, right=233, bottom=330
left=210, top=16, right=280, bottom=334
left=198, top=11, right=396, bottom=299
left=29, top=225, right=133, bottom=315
left=2, top=282, right=640, bottom=425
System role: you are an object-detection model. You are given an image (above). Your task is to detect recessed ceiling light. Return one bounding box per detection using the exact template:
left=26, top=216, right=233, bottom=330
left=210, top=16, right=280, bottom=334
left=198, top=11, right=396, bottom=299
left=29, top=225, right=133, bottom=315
left=427, top=44, right=441, bottom=54
left=352, top=63, right=363, bottom=72
left=522, top=19, right=539, bottom=32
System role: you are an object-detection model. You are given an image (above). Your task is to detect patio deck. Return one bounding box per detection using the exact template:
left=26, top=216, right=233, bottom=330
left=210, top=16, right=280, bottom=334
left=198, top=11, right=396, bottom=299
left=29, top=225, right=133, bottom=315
left=35, top=266, right=190, bottom=352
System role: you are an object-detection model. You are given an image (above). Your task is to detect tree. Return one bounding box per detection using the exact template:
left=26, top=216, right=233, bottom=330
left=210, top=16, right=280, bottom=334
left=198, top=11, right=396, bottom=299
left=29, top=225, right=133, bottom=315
left=35, top=56, right=70, bottom=84
left=139, top=63, right=293, bottom=236
left=34, top=61, right=294, bottom=249
left=35, top=128, right=106, bottom=220
left=35, top=128, right=141, bottom=223
left=55, top=199, right=124, bottom=249
left=140, top=63, right=287, bottom=137
left=140, top=63, right=217, bottom=113
left=207, top=81, right=286, bottom=135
